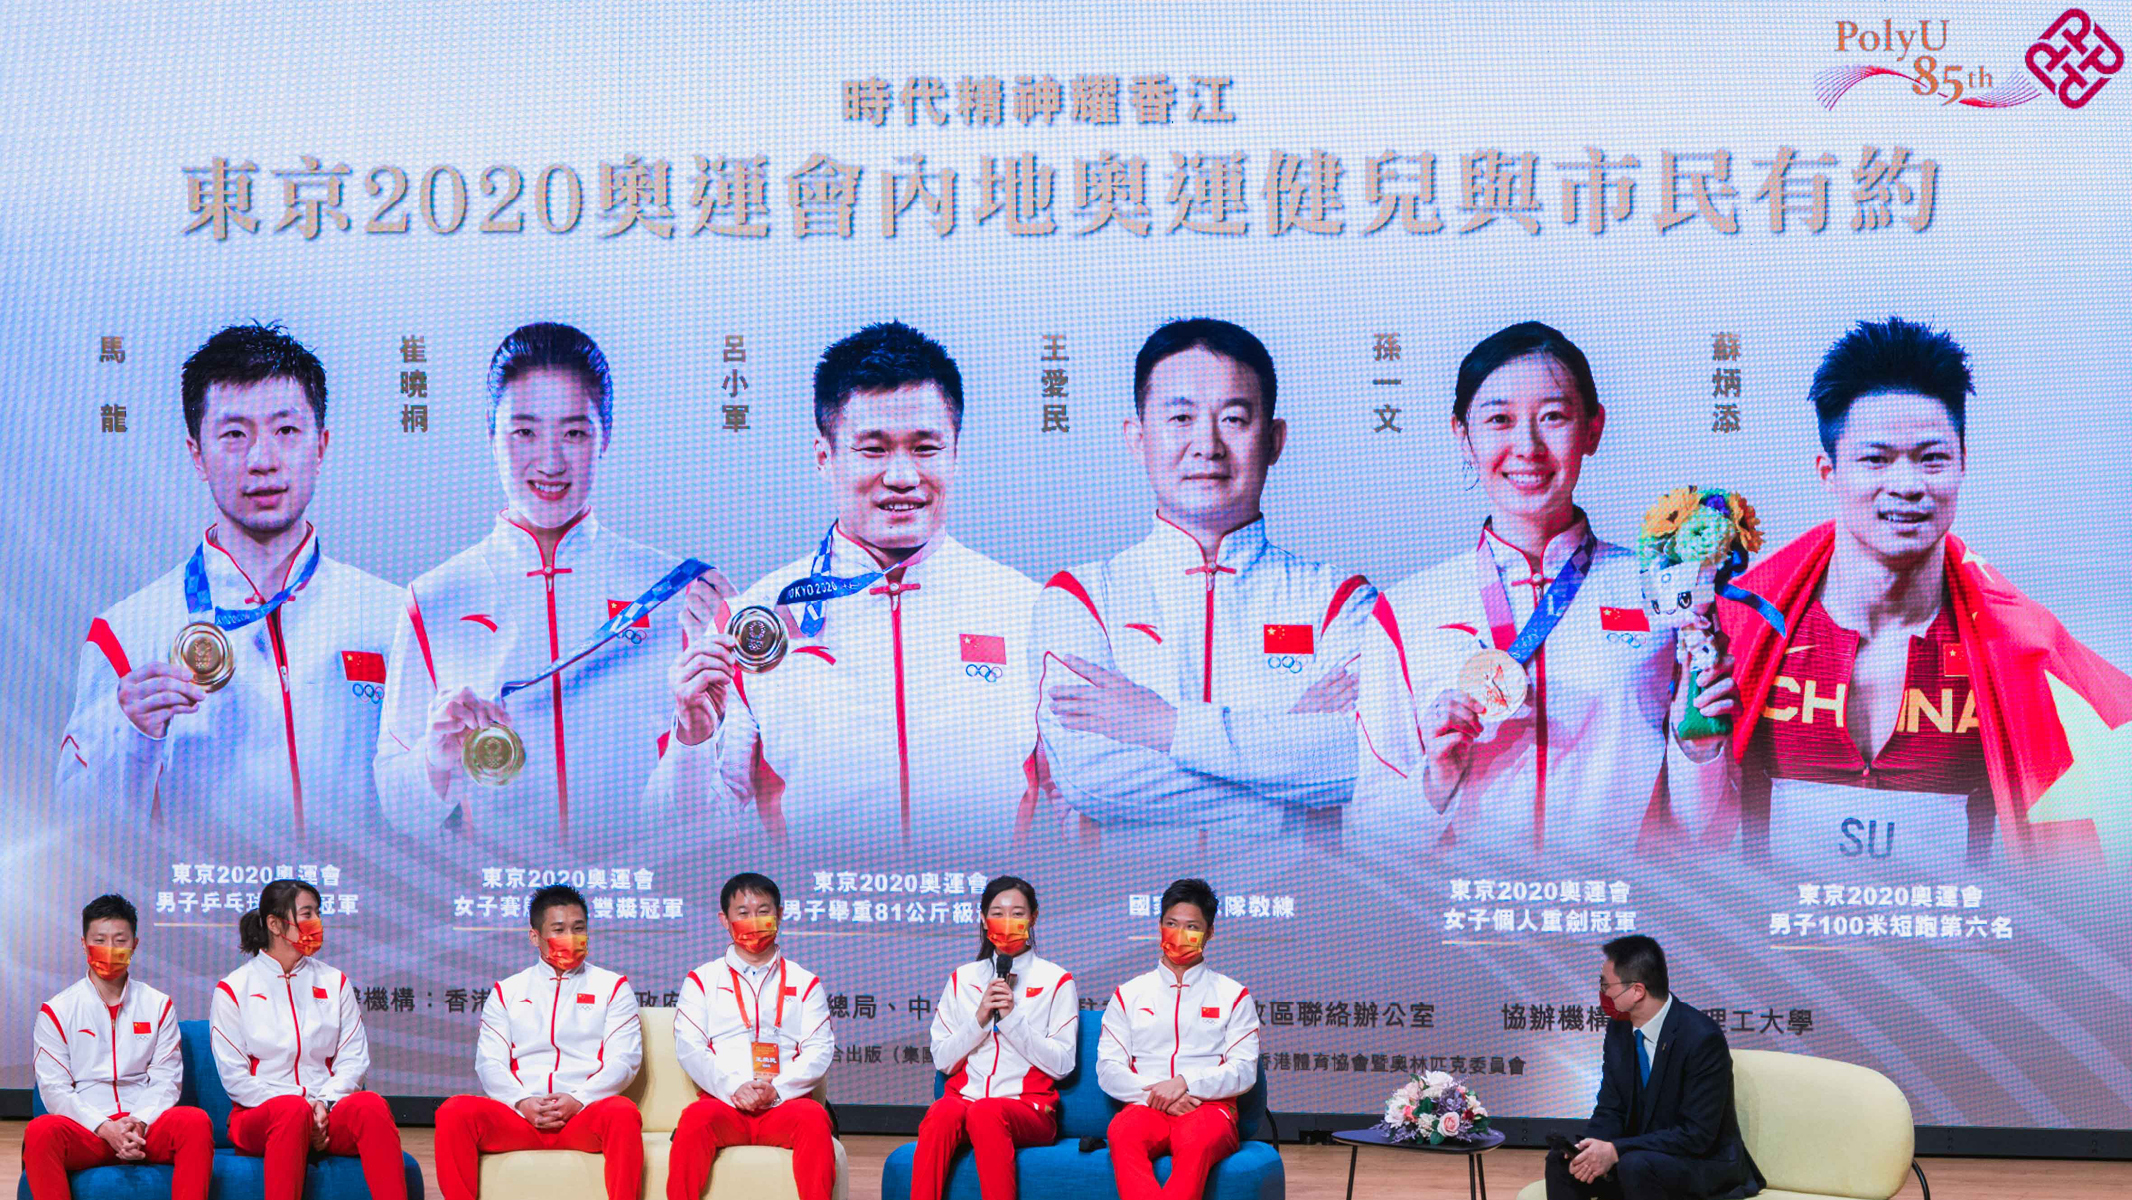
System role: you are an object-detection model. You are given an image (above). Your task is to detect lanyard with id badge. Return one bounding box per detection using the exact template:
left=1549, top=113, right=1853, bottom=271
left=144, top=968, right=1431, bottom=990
left=731, top=960, right=788, bottom=1080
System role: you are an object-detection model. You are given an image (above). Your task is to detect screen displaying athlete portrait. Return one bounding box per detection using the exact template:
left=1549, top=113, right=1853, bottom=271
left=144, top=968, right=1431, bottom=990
left=2, top=2, right=2127, bottom=1136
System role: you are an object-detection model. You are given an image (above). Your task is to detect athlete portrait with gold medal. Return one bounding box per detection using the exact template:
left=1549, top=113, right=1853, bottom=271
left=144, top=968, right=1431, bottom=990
left=374, top=322, right=728, bottom=854
left=1357, top=322, right=1738, bottom=858
left=55, top=324, right=401, bottom=840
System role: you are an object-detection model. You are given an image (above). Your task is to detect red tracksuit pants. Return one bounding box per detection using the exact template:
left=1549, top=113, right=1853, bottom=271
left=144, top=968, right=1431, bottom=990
left=1106, top=1101, right=1239, bottom=1200
left=667, top=1095, right=835, bottom=1200
left=434, top=1093, right=645, bottom=1200
left=229, top=1091, right=406, bottom=1200
left=22, top=1107, right=214, bottom=1200
left=912, top=1093, right=1058, bottom=1200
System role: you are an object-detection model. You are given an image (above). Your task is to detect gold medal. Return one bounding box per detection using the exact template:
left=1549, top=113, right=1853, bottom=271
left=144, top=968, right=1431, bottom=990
left=170, top=623, right=235, bottom=692
left=1459, top=648, right=1528, bottom=721
left=727, top=604, right=788, bottom=673
left=462, top=724, right=525, bottom=787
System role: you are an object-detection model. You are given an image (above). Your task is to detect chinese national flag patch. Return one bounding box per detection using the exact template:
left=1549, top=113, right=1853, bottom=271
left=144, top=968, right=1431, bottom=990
left=1026, top=986, right=1044, bottom=998
left=1599, top=606, right=1649, bottom=632
left=577, top=993, right=598, bottom=1005
left=960, top=633, right=1007, bottom=665
left=133, top=1021, right=152, bottom=1034
left=1200, top=1006, right=1221, bottom=1019
left=1943, top=642, right=1968, bottom=677
left=1262, top=624, right=1314, bottom=655
left=341, top=651, right=386, bottom=683
left=607, top=600, right=650, bottom=629
left=312, top=987, right=329, bottom=1000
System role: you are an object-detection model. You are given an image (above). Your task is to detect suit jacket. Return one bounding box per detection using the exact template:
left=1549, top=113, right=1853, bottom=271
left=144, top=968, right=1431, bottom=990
left=1584, top=999, right=1763, bottom=1199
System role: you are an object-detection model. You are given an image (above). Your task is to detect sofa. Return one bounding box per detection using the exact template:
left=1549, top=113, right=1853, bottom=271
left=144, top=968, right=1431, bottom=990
left=1514, top=1048, right=1916, bottom=1200
left=477, top=1006, right=850, bottom=1200
left=18, top=1019, right=425, bottom=1200
left=879, top=1009, right=1284, bottom=1200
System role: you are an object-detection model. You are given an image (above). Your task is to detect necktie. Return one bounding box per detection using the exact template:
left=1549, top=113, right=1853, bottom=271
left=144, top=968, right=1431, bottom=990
left=1636, top=1029, right=1652, bottom=1086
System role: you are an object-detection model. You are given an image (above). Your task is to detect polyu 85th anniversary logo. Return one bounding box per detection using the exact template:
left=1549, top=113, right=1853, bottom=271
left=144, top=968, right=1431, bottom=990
left=1813, top=10, right=2121, bottom=109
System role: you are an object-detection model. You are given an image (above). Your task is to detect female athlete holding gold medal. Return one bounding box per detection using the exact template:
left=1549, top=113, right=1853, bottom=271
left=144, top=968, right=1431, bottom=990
left=1357, top=322, right=1738, bottom=858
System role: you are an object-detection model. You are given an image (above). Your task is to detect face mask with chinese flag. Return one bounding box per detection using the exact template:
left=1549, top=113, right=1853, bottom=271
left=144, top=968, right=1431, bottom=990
left=985, top=915, right=1030, bottom=957
left=730, top=913, right=778, bottom=955
left=291, top=917, right=325, bottom=958
left=543, top=933, right=588, bottom=973
left=1160, top=925, right=1205, bottom=967
left=86, top=944, right=132, bottom=981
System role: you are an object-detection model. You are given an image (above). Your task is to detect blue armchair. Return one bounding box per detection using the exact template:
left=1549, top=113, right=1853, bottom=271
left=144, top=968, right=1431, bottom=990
left=19, top=1019, right=424, bottom=1200
left=881, top=1010, right=1283, bottom=1200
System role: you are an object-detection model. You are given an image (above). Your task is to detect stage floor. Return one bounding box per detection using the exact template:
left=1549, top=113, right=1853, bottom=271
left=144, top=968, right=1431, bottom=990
left=6, top=1123, right=2127, bottom=1198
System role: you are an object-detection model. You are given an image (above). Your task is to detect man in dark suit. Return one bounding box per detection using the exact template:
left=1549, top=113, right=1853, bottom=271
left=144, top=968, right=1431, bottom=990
left=1548, top=936, right=1763, bottom=1200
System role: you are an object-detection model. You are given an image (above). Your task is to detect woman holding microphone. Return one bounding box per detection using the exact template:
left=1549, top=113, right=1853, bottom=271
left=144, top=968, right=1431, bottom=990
left=911, top=876, right=1079, bottom=1200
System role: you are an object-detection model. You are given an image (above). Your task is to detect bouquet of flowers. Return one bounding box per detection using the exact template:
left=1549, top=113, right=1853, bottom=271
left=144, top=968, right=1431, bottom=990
left=1377, top=1070, right=1493, bottom=1145
left=1637, top=487, right=1768, bottom=741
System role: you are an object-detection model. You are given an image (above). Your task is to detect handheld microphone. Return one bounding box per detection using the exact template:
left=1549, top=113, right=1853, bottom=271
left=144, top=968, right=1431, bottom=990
left=987, top=951, right=1015, bottom=1025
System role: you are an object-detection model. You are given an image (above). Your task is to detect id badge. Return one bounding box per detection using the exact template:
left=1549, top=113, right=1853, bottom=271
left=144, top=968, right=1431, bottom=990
left=751, top=1040, right=781, bottom=1080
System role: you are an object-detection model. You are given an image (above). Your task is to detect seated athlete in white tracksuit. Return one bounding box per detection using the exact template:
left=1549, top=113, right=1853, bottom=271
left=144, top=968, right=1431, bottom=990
left=1031, top=319, right=1387, bottom=838
left=375, top=323, right=718, bottom=854
left=648, top=322, right=1038, bottom=850
left=1353, top=322, right=1736, bottom=861
left=55, top=323, right=399, bottom=841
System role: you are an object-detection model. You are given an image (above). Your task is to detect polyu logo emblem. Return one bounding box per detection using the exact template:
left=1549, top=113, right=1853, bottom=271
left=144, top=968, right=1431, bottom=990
left=1813, top=17, right=2046, bottom=108
left=2029, top=8, right=2122, bottom=107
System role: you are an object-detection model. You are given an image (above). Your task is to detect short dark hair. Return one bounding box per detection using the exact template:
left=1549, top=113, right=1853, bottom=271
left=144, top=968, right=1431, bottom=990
left=528, top=884, right=588, bottom=929
left=82, top=894, right=138, bottom=936
left=1809, top=316, right=1971, bottom=456
left=973, top=875, right=1039, bottom=961
left=239, top=879, right=322, bottom=955
left=1603, top=935, right=1670, bottom=1000
left=813, top=321, right=964, bottom=436
left=1453, top=321, right=1599, bottom=424
left=1134, top=319, right=1277, bottom=418
left=181, top=322, right=329, bottom=440
left=487, top=322, right=614, bottom=445
left=1159, top=878, right=1219, bottom=931
left=721, top=872, right=782, bottom=913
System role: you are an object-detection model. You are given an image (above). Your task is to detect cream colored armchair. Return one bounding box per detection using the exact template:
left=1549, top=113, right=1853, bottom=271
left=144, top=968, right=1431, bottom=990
left=479, top=1007, right=850, bottom=1200
left=1517, top=1048, right=1916, bottom=1200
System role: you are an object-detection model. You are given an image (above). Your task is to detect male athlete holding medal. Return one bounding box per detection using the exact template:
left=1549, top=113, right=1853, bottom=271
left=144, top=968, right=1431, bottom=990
left=647, top=322, right=1040, bottom=847
left=1030, top=319, right=1383, bottom=838
left=1355, top=323, right=1736, bottom=858
left=55, top=323, right=399, bottom=839
left=375, top=322, right=726, bottom=853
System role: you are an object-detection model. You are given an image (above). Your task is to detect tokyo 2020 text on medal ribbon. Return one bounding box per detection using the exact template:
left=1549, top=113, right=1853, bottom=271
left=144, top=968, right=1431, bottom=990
left=775, top=523, right=883, bottom=638
left=462, top=556, right=718, bottom=786
left=169, top=539, right=324, bottom=692
left=1464, top=528, right=1596, bottom=721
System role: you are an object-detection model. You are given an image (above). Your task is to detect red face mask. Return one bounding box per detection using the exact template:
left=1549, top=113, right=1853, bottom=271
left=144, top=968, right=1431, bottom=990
left=985, top=916, right=1030, bottom=957
left=543, top=933, right=588, bottom=973
left=291, top=917, right=325, bottom=958
left=1598, top=983, right=1632, bottom=1023
left=1160, top=926, right=1205, bottom=966
left=730, top=913, right=778, bottom=955
left=86, top=944, right=132, bottom=981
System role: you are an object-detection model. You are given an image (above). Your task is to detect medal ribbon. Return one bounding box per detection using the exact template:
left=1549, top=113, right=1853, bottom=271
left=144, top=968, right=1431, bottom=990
left=775, top=523, right=883, bottom=637
left=1474, top=528, right=1596, bottom=664
left=183, top=540, right=322, bottom=628
left=496, top=557, right=716, bottom=700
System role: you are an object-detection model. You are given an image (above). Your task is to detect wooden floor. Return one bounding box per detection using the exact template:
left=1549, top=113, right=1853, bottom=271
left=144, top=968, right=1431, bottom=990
left=5, top=1122, right=2127, bottom=1198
